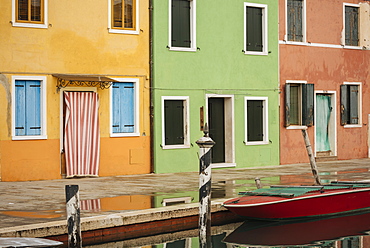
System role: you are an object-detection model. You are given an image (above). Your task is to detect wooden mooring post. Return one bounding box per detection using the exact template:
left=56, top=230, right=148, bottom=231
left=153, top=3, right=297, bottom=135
left=302, top=129, right=322, bottom=185
left=65, top=185, right=82, bottom=248
left=196, top=124, right=215, bottom=248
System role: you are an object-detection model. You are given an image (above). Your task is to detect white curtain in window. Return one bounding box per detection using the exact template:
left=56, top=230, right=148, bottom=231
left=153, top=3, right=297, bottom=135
left=64, top=91, right=100, bottom=178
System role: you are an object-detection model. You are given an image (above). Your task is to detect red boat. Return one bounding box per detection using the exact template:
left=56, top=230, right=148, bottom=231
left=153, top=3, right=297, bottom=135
left=223, top=181, right=370, bottom=220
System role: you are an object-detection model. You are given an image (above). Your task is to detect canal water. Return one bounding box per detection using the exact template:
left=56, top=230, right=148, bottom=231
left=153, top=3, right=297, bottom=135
left=85, top=210, right=370, bottom=248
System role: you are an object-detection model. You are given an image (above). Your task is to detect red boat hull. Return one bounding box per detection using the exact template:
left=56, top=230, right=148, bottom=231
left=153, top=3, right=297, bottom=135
left=224, top=188, right=370, bottom=220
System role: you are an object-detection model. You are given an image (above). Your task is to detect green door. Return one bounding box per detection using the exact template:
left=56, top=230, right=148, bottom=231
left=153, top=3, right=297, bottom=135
left=316, top=94, right=331, bottom=152
left=208, top=98, right=225, bottom=163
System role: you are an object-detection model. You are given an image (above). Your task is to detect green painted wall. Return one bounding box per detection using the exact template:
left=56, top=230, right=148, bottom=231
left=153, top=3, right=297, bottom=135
left=152, top=0, right=279, bottom=173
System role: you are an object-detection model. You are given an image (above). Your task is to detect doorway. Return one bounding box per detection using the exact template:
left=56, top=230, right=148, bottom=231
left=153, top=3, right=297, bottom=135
left=207, top=95, right=235, bottom=167
left=315, top=92, right=336, bottom=157
left=60, top=88, right=100, bottom=178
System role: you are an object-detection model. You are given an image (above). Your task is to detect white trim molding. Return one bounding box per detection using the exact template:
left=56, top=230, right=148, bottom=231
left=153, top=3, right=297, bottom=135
left=244, top=96, right=269, bottom=145
left=12, top=0, right=49, bottom=29
left=161, top=96, right=190, bottom=149
left=244, top=2, right=268, bottom=55
left=108, top=0, right=140, bottom=35
left=168, top=0, right=197, bottom=52
left=110, top=78, right=140, bottom=137
left=12, top=75, right=47, bottom=140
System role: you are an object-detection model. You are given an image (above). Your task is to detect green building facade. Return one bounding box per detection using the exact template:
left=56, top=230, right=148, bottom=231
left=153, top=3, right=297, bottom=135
left=152, top=0, right=279, bottom=173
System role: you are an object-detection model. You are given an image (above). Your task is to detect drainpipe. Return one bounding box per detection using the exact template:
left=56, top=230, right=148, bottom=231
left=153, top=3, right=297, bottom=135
left=149, top=0, right=154, bottom=174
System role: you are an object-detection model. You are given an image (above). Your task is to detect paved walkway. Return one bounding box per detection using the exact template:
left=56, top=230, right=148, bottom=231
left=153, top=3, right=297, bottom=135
left=0, top=158, right=370, bottom=232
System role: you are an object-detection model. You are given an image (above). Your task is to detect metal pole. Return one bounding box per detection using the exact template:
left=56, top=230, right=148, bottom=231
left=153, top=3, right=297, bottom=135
left=301, top=129, right=322, bottom=185
left=196, top=124, right=215, bottom=248
left=65, top=185, right=82, bottom=248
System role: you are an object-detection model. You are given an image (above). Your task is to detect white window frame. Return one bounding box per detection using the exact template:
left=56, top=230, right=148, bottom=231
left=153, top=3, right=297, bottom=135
left=284, top=0, right=306, bottom=43
left=161, top=96, right=190, bottom=149
left=244, top=96, right=269, bottom=145
left=108, top=0, right=140, bottom=35
left=286, top=80, right=308, bottom=130
left=342, top=3, right=360, bottom=48
left=244, top=2, right=268, bottom=55
left=110, top=78, right=140, bottom=137
left=11, top=75, right=47, bottom=140
left=343, top=81, right=362, bottom=128
left=12, top=0, right=48, bottom=29
left=168, top=0, right=197, bottom=52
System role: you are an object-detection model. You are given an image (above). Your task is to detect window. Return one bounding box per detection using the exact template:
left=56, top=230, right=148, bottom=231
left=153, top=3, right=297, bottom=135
left=341, top=83, right=361, bottom=126
left=162, top=96, right=189, bottom=149
left=245, top=97, right=268, bottom=145
left=287, top=0, right=304, bottom=42
left=285, top=81, right=314, bottom=127
left=169, top=0, right=196, bottom=51
left=110, top=79, right=139, bottom=137
left=12, top=0, right=48, bottom=28
left=344, top=4, right=359, bottom=46
left=12, top=76, right=47, bottom=140
left=109, top=0, right=138, bottom=34
left=244, top=3, right=268, bottom=55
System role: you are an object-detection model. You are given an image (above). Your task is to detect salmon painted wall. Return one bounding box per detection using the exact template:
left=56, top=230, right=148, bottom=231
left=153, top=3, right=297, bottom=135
left=279, top=0, right=370, bottom=164
left=0, top=0, right=150, bottom=181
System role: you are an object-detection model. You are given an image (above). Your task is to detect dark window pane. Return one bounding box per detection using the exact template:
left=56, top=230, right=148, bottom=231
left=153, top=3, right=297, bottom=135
left=113, top=0, right=123, bottom=27
left=164, top=100, right=184, bottom=145
left=246, top=6, right=263, bottom=52
left=349, top=85, right=359, bottom=124
left=31, top=0, right=41, bottom=21
left=171, top=0, right=191, bottom=48
left=18, top=0, right=29, bottom=21
left=289, top=85, right=300, bottom=125
left=247, top=100, right=264, bottom=142
left=124, top=0, right=134, bottom=28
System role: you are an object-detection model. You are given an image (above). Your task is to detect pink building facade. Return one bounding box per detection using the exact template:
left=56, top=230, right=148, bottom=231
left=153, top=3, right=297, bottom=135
left=279, top=0, right=370, bottom=164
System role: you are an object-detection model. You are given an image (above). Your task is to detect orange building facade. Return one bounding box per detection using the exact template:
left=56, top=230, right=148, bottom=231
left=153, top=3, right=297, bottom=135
left=0, top=0, right=151, bottom=181
left=279, top=0, right=370, bottom=164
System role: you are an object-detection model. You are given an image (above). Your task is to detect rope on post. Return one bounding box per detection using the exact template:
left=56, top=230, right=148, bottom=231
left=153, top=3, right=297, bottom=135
left=196, top=124, right=215, bottom=248
left=65, top=185, right=82, bottom=248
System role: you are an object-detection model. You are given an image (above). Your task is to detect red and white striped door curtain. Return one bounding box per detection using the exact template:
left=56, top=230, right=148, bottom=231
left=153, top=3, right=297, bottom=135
left=64, top=91, right=100, bottom=178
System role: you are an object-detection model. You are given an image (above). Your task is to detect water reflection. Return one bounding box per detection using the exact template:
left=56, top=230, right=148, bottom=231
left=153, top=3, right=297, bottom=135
left=225, top=211, right=370, bottom=247
left=87, top=211, right=370, bottom=248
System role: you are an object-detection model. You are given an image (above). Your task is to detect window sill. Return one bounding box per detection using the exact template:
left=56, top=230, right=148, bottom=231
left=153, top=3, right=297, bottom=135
left=211, top=163, right=236, bottom=169
left=286, top=125, right=308, bottom=130
left=108, top=28, right=139, bottom=35
left=344, top=124, right=362, bottom=128
left=110, top=132, right=140, bottom=137
left=169, top=47, right=197, bottom=52
left=245, top=141, right=269, bottom=145
left=162, top=144, right=191, bottom=150
left=12, top=135, right=47, bottom=141
left=244, top=51, right=268, bottom=56
left=12, top=22, right=48, bottom=29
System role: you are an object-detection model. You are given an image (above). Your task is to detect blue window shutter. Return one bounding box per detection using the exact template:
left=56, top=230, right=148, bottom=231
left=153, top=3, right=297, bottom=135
left=112, top=83, right=122, bottom=133
left=122, top=82, right=135, bottom=133
left=15, top=80, right=26, bottom=136
left=26, top=80, right=41, bottom=135
left=112, top=82, right=135, bottom=133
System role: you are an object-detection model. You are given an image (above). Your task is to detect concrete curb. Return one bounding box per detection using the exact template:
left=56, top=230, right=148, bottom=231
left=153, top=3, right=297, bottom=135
left=0, top=199, right=228, bottom=238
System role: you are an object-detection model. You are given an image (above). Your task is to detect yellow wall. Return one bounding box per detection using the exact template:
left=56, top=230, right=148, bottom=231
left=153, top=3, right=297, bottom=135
left=0, top=0, right=150, bottom=181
